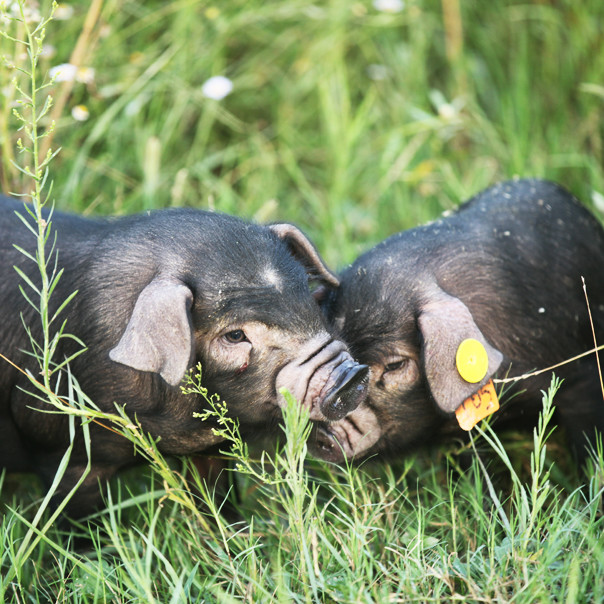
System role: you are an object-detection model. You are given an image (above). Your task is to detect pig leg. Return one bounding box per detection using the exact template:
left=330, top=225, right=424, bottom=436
left=64, top=466, right=119, bottom=519
left=32, top=451, right=121, bottom=519
left=0, top=419, right=32, bottom=472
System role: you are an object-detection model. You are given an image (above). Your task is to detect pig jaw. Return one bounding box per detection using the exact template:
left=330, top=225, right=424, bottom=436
left=275, top=334, right=369, bottom=422
left=308, top=405, right=382, bottom=462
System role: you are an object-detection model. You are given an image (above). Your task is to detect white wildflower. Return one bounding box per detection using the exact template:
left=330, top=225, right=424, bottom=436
left=367, top=64, right=389, bottom=81
left=76, top=66, right=95, bottom=84
left=49, top=63, right=77, bottom=82
left=3, top=1, right=41, bottom=23
left=49, top=63, right=95, bottom=84
left=429, top=89, right=464, bottom=122
left=54, top=3, right=74, bottom=20
left=201, top=75, right=233, bottom=100
left=438, top=103, right=457, bottom=120
left=40, top=44, right=57, bottom=59
left=373, top=0, right=404, bottom=13
left=71, top=104, right=89, bottom=121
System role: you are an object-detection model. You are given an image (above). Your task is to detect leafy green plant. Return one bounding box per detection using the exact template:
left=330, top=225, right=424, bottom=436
left=0, top=3, right=95, bottom=593
left=474, top=377, right=561, bottom=547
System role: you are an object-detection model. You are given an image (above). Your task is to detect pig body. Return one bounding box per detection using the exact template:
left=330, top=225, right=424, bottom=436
left=0, top=197, right=367, bottom=516
left=316, top=179, right=604, bottom=466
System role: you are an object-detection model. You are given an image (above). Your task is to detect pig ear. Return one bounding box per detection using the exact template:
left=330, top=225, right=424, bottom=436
left=269, top=223, right=339, bottom=288
left=109, top=277, right=194, bottom=387
left=417, top=289, right=503, bottom=413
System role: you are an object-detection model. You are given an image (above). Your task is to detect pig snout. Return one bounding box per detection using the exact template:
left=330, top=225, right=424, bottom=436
left=318, top=360, right=369, bottom=420
left=275, top=336, right=368, bottom=421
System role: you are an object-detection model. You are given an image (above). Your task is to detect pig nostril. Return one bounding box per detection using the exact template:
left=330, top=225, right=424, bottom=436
left=320, top=439, right=334, bottom=452
left=320, top=363, right=369, bottom=421
left=314, top=425, right=336, bottom=452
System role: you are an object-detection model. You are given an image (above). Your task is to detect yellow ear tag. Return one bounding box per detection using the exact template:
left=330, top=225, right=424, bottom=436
left=456, top=338, right=489, bottom=383
left=455, top=379, right=500, bottom=431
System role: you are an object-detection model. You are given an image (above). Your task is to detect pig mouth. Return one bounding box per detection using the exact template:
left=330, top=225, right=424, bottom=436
left=307, top=404, right=382, bottom=463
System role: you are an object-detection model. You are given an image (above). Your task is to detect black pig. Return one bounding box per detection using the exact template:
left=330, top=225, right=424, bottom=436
left=0, top=197, right=368, bottom=516
left=315, top=179, right=604, bottom=467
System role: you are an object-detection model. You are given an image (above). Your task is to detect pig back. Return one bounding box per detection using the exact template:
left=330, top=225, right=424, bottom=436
left=435, top=179, right=604, bottom=363
left=337, top=179, right=604, bottom=369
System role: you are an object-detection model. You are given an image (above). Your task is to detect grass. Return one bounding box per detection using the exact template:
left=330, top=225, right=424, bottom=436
left=1, top=0, right=604, bottom=601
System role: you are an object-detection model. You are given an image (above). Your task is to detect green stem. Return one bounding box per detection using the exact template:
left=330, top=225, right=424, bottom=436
left=20, top=3, right=53, bottom=390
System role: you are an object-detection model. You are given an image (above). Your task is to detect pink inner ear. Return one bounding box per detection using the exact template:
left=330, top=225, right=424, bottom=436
left=268, top=223, right=340, bottom=288
left=418, top=290, right=503, bottom=413
left=109, top=276, right=194, bottom=386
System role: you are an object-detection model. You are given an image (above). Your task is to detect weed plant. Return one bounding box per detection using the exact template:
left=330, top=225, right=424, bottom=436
left=1, top=0, right=604, bottom=601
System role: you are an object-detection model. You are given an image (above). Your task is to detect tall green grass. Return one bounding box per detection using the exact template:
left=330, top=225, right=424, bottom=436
left=3, top=0, right=603, bottom=263
left=1, top=0, right=604, bottom=601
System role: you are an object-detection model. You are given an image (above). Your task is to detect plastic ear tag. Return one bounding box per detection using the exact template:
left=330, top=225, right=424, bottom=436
left=455, top=379, right=500, bottom=431
left=456, top=338, right=489, bottom=383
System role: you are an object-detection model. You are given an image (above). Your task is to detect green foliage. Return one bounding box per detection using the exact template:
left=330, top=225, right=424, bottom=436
left=1, top=0, right=604, bottom=601
left=3, top=381, right=603, bottom=602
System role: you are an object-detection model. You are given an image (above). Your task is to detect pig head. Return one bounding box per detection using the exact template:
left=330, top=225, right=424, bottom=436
left=314, top=179, right=604, bottom=467
left=0, top=197, right=367, bottom=516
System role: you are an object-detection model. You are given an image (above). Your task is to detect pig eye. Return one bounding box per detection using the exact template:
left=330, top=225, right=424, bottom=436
left=384, top=359, right=407, bottom=372
left=224, top=329, right=248, bottom=344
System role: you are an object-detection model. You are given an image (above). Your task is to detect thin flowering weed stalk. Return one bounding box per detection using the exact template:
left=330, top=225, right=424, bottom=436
left=473, top=376, right=561, bottom=545
left=0, top=1, right=95, bottom=592
left=0, top=0, right=44, bottom=192
left=183, top=364, right=325, bottom=600
left=4, top=0, right=96, bottom=432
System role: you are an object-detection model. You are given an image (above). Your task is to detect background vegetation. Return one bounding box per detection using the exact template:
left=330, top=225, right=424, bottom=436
left=1, top=0, right=603, bottom=601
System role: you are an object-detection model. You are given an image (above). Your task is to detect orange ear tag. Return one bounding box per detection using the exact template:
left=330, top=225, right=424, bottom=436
left=455, top=380, right=500, bottom=431
left=454, top=339, right=499, bottom=430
